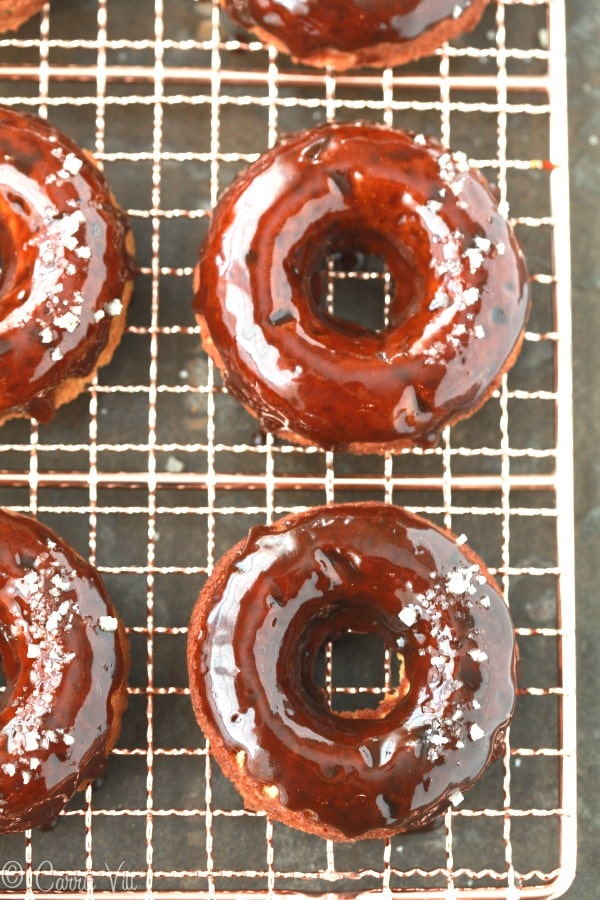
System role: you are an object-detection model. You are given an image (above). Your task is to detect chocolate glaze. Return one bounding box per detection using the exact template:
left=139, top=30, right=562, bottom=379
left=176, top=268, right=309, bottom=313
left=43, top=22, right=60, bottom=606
left=0, top=509, right=129, bottom=833
left=221, top=0, right=490, bottom=70
left=194, top=122, right=529, bottom=452
left=0, top=0, right=45, bottom=34
left=0, top=106, right=134, bottom=423
left=187, top=503, right=517, bottom=841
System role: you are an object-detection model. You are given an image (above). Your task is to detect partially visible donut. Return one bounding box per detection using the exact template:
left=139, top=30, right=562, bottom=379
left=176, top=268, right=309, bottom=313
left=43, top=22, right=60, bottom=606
left=194, top=122, right=529, bottom=452
left=187, top=502, right=517, bottom=841
left=0, top=509, right=129, bottom=833
left=0, top=0, right=46, bottom=33
left=221, top=0, right=490, bottom=71
left=0, top=105, right=135, bottom=425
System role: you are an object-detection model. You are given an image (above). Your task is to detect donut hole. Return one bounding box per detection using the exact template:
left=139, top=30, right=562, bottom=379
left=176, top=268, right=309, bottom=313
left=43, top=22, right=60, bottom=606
left=314, top=630, right=409, bottom=718
left=307, top=229, right=428, bottom=337
left=315, top=250, right=392, bottom=333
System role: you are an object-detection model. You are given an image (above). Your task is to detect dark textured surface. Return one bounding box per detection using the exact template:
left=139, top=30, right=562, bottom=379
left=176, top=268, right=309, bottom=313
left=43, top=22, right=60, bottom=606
left=566, top=2, right=600, bottom=898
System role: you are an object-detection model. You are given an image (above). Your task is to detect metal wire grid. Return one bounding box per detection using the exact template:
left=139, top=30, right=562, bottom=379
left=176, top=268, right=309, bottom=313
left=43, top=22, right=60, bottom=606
left=0, top=0, right=575, bottom=897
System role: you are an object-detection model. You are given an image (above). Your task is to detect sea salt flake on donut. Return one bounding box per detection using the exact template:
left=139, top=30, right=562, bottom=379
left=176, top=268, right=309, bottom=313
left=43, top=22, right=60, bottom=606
left=446, top=566, right=479, bottom=596
left=51, top=573, right=72, bottom=591
left=468, top=649, right=488, bottom=662
left=104, top=298, right=123, bottom=317
left=469, top=723, right=486, bottom=741
left=24, top=731, right=40, bottom=752
left=449, top=788, right=464, bottom=806
left=398, top=605, right=420, bottom=627
left=27, top=644, right=41, bottom=659
left=464, top=247, right=484, bottom=272
left=427, top=199, right=443, bottom=213
left=54, top=309, right=81, bottom=333
left=475, top=236, right=492, bottom=253
left=99, top=615, right=119, bottom=633
left=59, top=153, right=84, bottom=177
left=45, top=610, right=62, bottom=633
left=39, top=327, right=55, bottom=344
left=462, top=287, right=480, bottom=307
left=23, top=570, right=40, bottom=589
left=452, top=151, right=470, bottom=172
left=430, top=655, right=447, bottom=669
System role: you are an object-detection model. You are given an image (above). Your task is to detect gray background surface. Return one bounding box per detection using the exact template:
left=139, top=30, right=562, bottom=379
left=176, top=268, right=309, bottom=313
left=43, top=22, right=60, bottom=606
left=566, top=1, right=599, bottom=897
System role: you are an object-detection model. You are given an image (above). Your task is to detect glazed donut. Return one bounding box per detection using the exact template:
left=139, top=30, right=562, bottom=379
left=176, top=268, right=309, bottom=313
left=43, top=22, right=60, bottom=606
left=221, top=0, right=490, bottom=71
left=0, top=105, right=135, bottom=426
left=0, top=0, right=45, bottom=33
left=194, top=122, right=529, bottom=452
left=187, top=502, right=516, bottom=841
left=0, top=508, right=129, bottom=833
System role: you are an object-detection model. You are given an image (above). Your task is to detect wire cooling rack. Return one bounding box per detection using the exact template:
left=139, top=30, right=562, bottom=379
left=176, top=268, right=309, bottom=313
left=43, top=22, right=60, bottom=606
left=0, top=0, right=575, bottom=897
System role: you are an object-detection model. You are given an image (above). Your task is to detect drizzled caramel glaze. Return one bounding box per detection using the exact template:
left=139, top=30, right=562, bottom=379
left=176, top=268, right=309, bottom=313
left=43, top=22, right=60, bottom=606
left=0, top=509, right=129, bottom=833
left=187, top=503, right=517, bottom=841
left=0, top=106, right=134, bottom=424
left=221, top=0, right=490, bottom=70
left=194, top=122, right=529, bottom=452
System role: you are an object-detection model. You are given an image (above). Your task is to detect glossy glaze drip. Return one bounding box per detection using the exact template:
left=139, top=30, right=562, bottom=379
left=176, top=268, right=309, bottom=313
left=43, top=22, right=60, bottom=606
left=0, top=106, right=133, bottom=423
left=0, top=509, right=129, bottom=833
left=194, top=122, right=529, bottom=452
left=221, top=0, right=489, bottom=69
left=188, top=503, right=517, bottom=841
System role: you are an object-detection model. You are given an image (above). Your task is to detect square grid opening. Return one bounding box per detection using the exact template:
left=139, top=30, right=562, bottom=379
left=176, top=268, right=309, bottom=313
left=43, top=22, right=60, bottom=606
left=0, top=1, right=575, bottom=898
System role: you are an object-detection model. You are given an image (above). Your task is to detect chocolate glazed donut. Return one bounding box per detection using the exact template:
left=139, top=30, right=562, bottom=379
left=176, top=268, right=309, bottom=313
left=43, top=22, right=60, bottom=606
left=0, top=105, right=135, bottom=425
left=0, top=509, right=129, bottom=833
left=187, top=503, right=517, bottom=841
left=194, top=122, right=529, bottom=452
left=221, top=0, right=490, bottom=71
